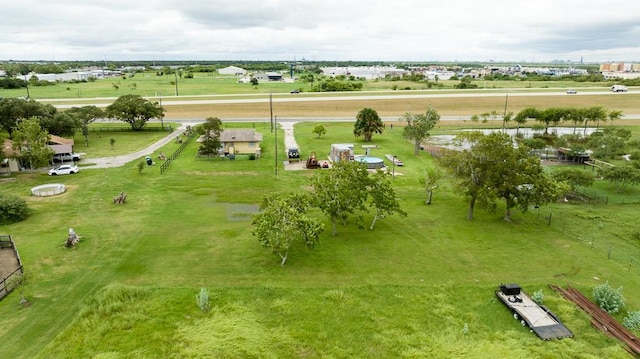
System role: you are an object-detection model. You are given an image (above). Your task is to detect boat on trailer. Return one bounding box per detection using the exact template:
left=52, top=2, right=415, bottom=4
left=385, top=154, right=403, bottom=166
left=496, top=284, right=573, bottom=340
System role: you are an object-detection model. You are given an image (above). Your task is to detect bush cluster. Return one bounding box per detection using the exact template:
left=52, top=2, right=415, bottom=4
left=623, top=310, right=640, bottom=331
left=0, top=194, right=30, bottom=225
left=593, top=282, right=625, bottom=314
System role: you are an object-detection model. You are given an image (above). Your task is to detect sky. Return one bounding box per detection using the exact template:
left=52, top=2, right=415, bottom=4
left=2, top=0, right=639, bottom=63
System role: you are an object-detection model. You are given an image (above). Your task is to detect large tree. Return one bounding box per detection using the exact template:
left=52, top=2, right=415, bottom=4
left=39, top=112, right=80, bottom=138
left=310, top=161, right=371, bottom=236
left=11, top=118, right=55, bottom=172
left=105, top=94, right=164, bottom=131
left=66, top=106, right=104, bottom=147
left=353, top=107, right=384, bottom=142
left=440, top=132, right=563, bottom=221
left=402, top=106, right=440, bottom=155
left=252, top=192, right=324, bottom=265
left=438, top=132, right=498, bottom=220
left=197, top=117, right=223, bottom=156
left=0, top=98, right=55, bottom=138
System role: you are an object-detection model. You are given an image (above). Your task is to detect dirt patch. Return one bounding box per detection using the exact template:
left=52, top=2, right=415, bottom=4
left=0, top=249, right=20, bottom=279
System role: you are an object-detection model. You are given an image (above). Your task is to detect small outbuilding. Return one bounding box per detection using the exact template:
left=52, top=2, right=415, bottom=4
left=330, top=144, right=354, bottom=163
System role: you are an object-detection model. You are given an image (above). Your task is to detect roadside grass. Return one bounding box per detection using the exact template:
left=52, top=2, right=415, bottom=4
left=0, top=121, right=639, bottom=358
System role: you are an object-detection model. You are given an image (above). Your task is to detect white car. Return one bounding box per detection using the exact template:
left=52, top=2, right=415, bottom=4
left=566, top=89, right=577, bottom=94
left=48, top=164, right=79, bottom=176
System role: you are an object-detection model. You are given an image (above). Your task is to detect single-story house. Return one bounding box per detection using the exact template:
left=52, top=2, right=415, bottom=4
left=221, top=129, right=263, bottom=155
left=197, top=129, right=263, bottom=156
left=330, top=144, right=354, bottom=163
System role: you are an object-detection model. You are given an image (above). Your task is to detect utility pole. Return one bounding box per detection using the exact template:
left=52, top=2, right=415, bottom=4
left=269, top=93, right=274, bottom=132
left=274, top=116, right=278, bottom=178
left=174, top=71, right=179, bottom=96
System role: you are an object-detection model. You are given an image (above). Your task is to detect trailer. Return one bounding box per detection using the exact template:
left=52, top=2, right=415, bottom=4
left=496, top=284, right=573, bottom=340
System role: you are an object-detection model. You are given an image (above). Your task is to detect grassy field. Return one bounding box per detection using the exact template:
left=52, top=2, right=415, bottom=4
left=1, top=116, right=640, bottom=358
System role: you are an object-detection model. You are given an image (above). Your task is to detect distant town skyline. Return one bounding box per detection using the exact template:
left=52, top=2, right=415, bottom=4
left=2, top=0, right=639, bottom=63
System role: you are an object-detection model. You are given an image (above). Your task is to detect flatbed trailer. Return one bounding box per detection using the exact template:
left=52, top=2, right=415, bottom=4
left=496, top=284, right=573, bottom=340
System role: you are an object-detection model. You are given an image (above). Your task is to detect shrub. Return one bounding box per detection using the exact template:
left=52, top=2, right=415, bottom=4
left=593, top=282, right=625, bottom=314
left=248, top=154, right=256, bottom=160
left=196, top=287, right=211, bottom=312
left=0, top=194, right=30, bottom=225
left=531, top=289, right=544, bottom=304
left=623, top=310, right=640, bottom=330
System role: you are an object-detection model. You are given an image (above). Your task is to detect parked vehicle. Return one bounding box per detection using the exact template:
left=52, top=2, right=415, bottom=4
left=52, top=152, right=81, bottom=162
left=48, top=164, right=79, bottom=176
left=611, top=84, right=628, bottom=92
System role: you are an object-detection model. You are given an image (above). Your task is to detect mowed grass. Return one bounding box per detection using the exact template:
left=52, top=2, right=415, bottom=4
left=0, top=122, right=639, bottom=358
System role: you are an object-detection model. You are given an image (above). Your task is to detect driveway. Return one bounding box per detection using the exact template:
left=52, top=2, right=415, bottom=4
left=81, top=123, right=192, bottom=169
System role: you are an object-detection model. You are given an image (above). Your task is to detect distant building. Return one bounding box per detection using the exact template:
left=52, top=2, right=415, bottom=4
left=218, top=66, right=247, bottom=76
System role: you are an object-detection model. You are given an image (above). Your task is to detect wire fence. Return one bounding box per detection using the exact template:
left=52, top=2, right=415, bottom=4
left=533, top=205, right=638, bottom=274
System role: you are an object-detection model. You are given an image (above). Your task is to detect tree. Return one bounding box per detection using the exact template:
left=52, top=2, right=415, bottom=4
left=0, top=97, right=55, bottom=138
left=66, top=106, right=104, bottom=147
left=601, top=166, right=640, bottom=192
left=353, top=107, right=384, bottom=142
left=197, top=117, right=223, bottom=156
left=552, top=168, right=595, bottom=194
left=11, top=118, right=55, bottom=172
left=402, top=106, right=440, bottom=155
left=420, top=165, right=442, bottom=205
left=252, top=192, right=324, bottom=265
left=439, top=132, right=563, bottom=221
left=367, top=170, right=406, bottom=230
left=588, top=128, right=631, bottom=159
left=105, top=94, right=164, bottom=131
left=39, top=112, right=80, bottom=138
left=250, top=77, right=259, bottom=86
left=310, top=161, right=371, bottom=236
left=312, top=124, right=327, bottom=138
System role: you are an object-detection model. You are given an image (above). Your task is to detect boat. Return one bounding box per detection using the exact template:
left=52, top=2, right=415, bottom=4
left=385, top=154, right=403, bottom=166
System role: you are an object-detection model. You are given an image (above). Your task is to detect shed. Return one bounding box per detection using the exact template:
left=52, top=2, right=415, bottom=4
left=330, top=144, right=354, bottom=163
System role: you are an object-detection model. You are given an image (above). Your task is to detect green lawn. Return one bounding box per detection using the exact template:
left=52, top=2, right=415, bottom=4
left=0, top=122, right=639, bottom=358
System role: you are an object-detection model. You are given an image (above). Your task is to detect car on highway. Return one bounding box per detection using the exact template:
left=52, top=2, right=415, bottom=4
left=48, top=164, right=79, bottom=176
left=566, top=89, right=577, bottom=94
left=290, top=89, right=300, bottom=94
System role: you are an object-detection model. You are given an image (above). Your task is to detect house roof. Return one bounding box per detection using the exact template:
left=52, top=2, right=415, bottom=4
left=49, top=135, right=74, bottom=145
left=220, top=129, right=263, bottom=142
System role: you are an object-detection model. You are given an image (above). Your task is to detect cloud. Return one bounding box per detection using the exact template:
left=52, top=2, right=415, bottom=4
left=2, top=0, right=640, bottom=62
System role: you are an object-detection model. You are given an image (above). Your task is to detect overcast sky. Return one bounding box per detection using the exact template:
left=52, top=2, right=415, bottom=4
left=2, top=0, right=639, bottom=63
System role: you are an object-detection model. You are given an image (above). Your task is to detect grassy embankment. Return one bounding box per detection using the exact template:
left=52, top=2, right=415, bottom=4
left=0, top=117, right=639, bottom=357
